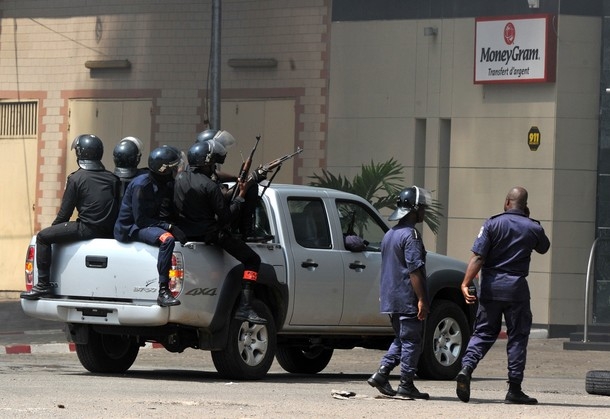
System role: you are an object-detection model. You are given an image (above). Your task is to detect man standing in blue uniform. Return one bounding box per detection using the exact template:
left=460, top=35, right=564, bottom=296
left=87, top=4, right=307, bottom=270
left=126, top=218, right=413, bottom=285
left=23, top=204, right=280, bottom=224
left=456, top=186, right=550, bottom=405
left=367, top=186, right=431, bottom=400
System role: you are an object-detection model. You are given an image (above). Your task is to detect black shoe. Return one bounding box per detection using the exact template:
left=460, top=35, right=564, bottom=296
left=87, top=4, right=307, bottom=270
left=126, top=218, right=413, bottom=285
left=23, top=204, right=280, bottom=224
left=505, top=390, right=538, bottom=405
left=157, top=285, right=180, bottom=307
left=367, top=366, right=396, bottom=396
left=234, top=287, right=267, bottom=324
left=234, top=307, right=267, bottom=324
left=456, top=366, right=473, bottom=403
left=21, top=282, right=53, bottom=300
left=397, top=378, right=429, bottom=400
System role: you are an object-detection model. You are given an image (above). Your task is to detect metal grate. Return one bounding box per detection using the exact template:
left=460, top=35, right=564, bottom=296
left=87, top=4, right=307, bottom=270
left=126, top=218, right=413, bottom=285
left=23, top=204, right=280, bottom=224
left=0, top=101, right=38, bottom=137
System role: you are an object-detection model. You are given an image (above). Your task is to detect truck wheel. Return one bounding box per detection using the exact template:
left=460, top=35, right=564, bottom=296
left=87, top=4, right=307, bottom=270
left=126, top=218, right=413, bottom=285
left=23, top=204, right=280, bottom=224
left=276, top=345, right=334, bottom=374
left=212, top=300, right=277, bottom=380
left=75, top=328, right=139, bottom=373
left=417, top=300, right=469, bottom=380
left=586, top=370, right=610, bottom=396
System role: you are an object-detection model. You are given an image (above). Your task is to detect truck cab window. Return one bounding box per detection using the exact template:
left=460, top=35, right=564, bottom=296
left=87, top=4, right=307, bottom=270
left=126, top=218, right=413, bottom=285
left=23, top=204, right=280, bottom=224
left=251, top=197, right=273, bottom=241
left=336, top=200, right=387, bottom=251
left=288, top=198, right=331, bottom=249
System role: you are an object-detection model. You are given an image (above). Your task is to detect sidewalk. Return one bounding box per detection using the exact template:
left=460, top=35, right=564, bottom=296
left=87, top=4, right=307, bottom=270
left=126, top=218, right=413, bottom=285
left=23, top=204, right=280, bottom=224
left=0, top=299, right=165, bottom=354
left=0, top=299, right=69, bottom=354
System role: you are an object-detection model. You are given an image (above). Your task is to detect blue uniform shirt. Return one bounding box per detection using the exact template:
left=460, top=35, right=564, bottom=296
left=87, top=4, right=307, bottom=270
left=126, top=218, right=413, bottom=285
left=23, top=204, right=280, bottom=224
left=379, top=221, right=427, bottom=315
left=113, top=172, right=174, bottom=242
left=472, top=208, right=550, bottom=302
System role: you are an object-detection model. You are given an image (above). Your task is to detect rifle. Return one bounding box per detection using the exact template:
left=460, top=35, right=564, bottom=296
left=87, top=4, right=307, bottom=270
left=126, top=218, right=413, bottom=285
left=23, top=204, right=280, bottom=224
left=252, top=147, right=303, bottom=196
left=231, top=135, right=261, bottom=200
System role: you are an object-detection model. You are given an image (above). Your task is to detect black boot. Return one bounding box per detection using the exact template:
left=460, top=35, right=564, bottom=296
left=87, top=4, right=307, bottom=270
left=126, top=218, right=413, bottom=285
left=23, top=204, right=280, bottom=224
left=505, top=381, right=538, bottom=405
left=367, top=365, right=396, bottom=396
left=157, top=283, right=180, bottom=307
left=234, top=286, right=267, bottom=324
left=456, top=365, right=473, bottom=403
left=397, top=377, right=430, bottom=400
left=21, top=280, right=53, bottom=300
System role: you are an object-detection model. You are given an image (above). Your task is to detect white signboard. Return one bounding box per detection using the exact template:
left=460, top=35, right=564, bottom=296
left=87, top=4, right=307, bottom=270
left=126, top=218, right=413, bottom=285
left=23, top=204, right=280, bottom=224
left=474, top=15, right=556, bottom=84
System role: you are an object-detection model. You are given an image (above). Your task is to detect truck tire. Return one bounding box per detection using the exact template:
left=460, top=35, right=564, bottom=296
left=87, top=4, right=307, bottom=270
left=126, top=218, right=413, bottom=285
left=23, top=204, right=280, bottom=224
left=75, top=328, right=139, bottom=373
left=212, top=300, right=277, bottom=380
left=417, top=300, right=469, bottom=380
left=276, top=345, right=334, bottom=374
left=586, top=370, right=610, bottom=396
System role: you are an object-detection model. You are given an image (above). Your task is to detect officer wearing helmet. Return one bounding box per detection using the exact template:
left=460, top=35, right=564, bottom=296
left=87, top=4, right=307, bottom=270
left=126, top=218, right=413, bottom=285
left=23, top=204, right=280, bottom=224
left=114, top=145, right=188, bottom=307
left=172, top=140, right=266, bottom=324
left=367, top=186, right=431, bottom=400
left=195, top=129, right=265, bottom=238
left=113, top=136, right=148, bottom=197
left=22, top=134, right=121, bottom=300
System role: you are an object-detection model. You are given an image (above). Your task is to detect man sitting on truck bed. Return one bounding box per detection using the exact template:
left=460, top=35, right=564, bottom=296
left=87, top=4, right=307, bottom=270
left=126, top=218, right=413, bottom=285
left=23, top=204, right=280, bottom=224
left=173, top=140, right=267, bottom=324
left=113, top=146, right=188, bottom=307
left=21, top=134, right=121, bottom=300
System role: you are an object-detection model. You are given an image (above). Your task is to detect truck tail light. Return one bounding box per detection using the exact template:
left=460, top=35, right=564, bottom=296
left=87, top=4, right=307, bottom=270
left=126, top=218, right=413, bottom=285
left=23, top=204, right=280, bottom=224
left=25, top=245, right=35, bottom=291
left=168, top=252, right=184, bottom=297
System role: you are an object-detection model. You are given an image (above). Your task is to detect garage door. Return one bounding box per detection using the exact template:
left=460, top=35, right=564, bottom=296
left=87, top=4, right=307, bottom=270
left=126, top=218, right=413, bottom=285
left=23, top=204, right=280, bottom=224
left=0, top=101, right=37, bottom=294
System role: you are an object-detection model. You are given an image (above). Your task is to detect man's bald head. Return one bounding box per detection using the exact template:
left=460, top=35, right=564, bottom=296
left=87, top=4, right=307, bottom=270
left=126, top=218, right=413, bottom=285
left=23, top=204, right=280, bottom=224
left=505, top=186, right=528, bottom=211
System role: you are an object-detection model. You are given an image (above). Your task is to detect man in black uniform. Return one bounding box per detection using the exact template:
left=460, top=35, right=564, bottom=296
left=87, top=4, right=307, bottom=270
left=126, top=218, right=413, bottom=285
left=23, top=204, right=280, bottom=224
left=114, top=146, right=188, bottom=307
left=21, top=134, right=121, bottom=300
left=112, top=136, right=147, bottom=198
left=173, top=140, right=266, bottom=324
left=195, top=129, right=262, bottom=239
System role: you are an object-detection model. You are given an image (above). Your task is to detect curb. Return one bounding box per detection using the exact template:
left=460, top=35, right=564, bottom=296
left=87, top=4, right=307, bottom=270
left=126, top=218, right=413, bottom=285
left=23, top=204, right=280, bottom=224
left=1, top=340, right=164, bottom=355
left=496, top=328, right=548, bottom=340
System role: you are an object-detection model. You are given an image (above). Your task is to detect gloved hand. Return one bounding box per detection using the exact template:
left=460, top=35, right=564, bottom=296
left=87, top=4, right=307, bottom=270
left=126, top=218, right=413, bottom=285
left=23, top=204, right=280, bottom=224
left=170, top=225, right=188, bottom=245
left=250, top=168, right=267, bottom=184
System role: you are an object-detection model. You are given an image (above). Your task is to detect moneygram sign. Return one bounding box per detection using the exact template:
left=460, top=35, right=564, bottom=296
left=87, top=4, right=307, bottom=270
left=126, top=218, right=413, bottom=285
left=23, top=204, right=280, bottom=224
left=474, top=15, right=556, bottom=84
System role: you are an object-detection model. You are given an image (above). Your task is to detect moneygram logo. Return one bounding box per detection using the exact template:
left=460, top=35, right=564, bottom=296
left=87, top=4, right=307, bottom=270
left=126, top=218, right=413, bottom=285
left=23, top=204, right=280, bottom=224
left=504, top=22, right=515, bottom=45
left=479, top=20, right=539, bottom=65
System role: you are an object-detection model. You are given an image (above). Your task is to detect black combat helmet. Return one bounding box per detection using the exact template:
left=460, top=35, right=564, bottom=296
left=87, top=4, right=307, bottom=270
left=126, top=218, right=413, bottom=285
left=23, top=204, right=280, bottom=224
left=113, top=136, right=143, bottom=178
left=71, top=134, right=104, bottom=170
left=148, top=146, right=182, bottom=176
left=388, top=186, right=431, bottom=221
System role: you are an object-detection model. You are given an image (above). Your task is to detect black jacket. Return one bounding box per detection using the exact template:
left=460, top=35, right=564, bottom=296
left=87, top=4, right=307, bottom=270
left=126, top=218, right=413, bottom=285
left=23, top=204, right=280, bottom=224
left=53, top=168, right=121, bottom=235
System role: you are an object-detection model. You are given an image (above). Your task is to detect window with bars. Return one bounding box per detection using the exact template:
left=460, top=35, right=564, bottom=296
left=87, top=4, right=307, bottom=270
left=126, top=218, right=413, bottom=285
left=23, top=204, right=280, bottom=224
left=0, top=101, right=38, bottom=138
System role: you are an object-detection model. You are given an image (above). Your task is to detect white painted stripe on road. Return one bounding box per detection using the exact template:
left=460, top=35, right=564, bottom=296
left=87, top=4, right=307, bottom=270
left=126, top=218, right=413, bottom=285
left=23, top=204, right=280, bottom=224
left=30, top=343, right=73, bottom=354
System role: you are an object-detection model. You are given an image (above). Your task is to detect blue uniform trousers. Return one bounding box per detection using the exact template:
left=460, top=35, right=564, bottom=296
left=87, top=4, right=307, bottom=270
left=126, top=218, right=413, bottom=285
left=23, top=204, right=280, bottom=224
left=380, top=313, right=423, bottom=379
left=461, top=299, right=532, bottom=384
left=132, top=227, right=175, bottom=284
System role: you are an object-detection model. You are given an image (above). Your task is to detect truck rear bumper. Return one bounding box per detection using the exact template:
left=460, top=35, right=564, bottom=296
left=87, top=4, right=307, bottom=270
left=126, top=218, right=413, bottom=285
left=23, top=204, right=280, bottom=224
left=20, top=299, right=169, bottom=326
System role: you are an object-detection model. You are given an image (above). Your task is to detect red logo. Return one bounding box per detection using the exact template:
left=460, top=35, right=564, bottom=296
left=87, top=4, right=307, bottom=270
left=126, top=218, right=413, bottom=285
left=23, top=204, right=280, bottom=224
left=504, top=22, right=515, bottom=45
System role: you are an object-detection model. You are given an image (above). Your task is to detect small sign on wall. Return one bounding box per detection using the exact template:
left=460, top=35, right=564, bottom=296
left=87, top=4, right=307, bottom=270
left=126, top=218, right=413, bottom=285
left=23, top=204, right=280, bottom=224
left=528, top=126, right=540, bottom=151
left=474, top=14, right=557, bottom=84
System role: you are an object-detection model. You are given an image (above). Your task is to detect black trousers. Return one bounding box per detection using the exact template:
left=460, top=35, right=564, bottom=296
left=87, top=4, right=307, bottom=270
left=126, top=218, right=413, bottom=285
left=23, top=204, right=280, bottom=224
left=217, top=231, right=261, bottom=274
left=36, top=221, right=106, bottom=281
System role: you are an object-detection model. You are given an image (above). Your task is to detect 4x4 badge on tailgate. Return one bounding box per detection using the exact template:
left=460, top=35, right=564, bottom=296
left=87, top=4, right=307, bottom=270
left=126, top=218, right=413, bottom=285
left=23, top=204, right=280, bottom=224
left=185, top=287, right=218, bottom=296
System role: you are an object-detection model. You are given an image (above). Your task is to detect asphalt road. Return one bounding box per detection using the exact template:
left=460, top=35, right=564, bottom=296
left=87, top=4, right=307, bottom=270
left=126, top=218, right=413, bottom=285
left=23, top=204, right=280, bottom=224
left=1, top=298, right=610, bottom=418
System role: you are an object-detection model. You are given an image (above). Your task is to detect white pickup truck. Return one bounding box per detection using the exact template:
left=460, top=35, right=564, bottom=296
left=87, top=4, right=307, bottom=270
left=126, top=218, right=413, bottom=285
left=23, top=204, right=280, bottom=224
left=21, top=184, right=473, bottom=380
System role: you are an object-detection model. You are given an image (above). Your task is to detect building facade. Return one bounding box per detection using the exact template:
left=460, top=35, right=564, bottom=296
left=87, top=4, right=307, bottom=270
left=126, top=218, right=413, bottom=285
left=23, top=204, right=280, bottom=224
left=0, top=0, right=607, bottom=337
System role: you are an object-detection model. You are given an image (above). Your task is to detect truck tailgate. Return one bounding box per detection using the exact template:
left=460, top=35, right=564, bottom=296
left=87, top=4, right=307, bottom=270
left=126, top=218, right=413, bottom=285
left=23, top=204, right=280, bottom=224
left=50, top=238, right=160, bottom=301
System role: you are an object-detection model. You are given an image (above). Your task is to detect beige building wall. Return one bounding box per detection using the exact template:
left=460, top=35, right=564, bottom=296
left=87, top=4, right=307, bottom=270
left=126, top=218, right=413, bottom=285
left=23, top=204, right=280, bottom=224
left=328, top=16, right=600, bottom=330
left=0, top=0, right=330, bottom=295
left=0, top=1, right=602, bottom=333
